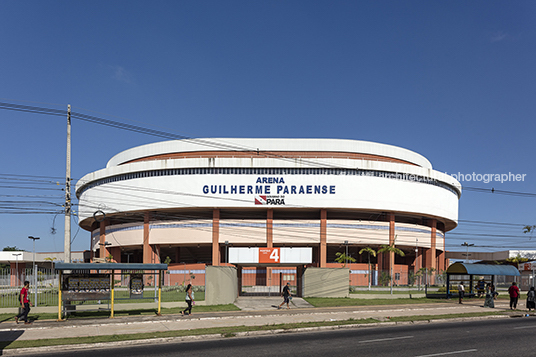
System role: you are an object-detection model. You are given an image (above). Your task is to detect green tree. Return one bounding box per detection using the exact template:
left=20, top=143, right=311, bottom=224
left=378, top=271, right=391, bottom=286
left=359, top=247, right=377, bottom=290
left=335, top=252, right=356, bottom=267
left=506, top=254, right=529, bottom=264
left=377, top=237, right=405, bottom=294
left=3, top=246, right=24, bottom=251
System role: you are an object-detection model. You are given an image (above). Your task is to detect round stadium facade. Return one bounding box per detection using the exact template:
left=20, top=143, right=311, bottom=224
left=76, top=138, right=461, bottom=288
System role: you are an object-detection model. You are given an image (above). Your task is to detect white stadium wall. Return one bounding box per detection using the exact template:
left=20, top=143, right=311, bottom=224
left=76, top=138, right=460, bottom=277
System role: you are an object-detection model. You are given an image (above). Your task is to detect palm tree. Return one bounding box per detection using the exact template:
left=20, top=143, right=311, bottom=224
left=335, top=252, right=356, bottom=267
left=377, top=237, right=405, bottom=295
left=359, top=247, right=377, bottom=290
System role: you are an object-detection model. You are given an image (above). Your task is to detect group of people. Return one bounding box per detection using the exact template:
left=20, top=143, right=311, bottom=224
left=460, top=279, right=536, bottom=311
left=13, top=279, right=294, bottom=323
left=179, top=281, right=293, bottom=316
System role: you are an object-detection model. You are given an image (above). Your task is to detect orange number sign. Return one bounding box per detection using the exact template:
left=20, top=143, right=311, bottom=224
left=259, top=248, right=280, bottom=264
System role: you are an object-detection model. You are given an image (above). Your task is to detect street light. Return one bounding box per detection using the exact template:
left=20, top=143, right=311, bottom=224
left=461, top=242, right=474, bottom=263
left=28, top=236, right=40, bottom=306
left=13, top=253, right=22, bottom=286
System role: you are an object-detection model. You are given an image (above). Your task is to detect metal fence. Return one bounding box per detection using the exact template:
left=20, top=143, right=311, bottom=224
left=0, top=268, right=58, bottom=308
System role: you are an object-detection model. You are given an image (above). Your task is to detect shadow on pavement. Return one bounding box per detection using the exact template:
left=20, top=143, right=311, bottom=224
left=0, top=330, right=24, bottom=355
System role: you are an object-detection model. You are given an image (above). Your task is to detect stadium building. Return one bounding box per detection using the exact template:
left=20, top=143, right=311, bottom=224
left=75, top=138, right=461, bottom=288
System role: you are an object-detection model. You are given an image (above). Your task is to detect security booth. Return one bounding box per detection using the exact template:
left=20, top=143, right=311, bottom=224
left=518, top=261, right=536, bottom=290
left=446, top=263, right=520, bottom=298
left=229, top=247, right=312, bottom=297
left=55, top=262, right=168, bottom=320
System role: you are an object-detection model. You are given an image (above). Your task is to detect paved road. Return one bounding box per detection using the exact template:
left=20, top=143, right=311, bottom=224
left=22, top=317, right=536, bottom=357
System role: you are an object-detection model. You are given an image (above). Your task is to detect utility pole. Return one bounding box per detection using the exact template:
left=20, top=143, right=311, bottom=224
left=64, top=104, right=71, bottom=263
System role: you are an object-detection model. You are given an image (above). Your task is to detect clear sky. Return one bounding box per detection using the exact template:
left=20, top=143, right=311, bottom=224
left=1, top=1, right=535, bottom=256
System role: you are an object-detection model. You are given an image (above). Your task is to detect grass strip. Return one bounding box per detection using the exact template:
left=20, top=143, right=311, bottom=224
left=304, top=297, right=441, bottom=307
left=0, top=304, right=240, bottom=323
left=1, top=318, right=380, bottom=350
left=350, top=291, right=427, bottom=295
left=387, top=311, right=504, bottom=322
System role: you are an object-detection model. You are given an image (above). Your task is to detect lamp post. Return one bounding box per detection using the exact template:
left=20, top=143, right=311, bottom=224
left=28, top=236, right=40, bottom=306
left=461, top=242, right=474, bottom=263
left=13, top=253, right=22, bottom=286
left=125, top=252, right=133, bottom=264
left=225, top=241, right=229, bottom=264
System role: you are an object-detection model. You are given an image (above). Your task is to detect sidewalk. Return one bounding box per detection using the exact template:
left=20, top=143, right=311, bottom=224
left=0, top=298, right=518, bottom=355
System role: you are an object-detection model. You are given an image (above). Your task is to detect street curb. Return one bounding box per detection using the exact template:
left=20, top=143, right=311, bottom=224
left=1, top=314, right=511, bottom=356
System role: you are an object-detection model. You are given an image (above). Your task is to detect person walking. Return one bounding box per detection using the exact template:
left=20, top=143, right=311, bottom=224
left=526, top=286, right=535, bottom=311
left=483, top=283, right=495, bottom=308
left=508, top=281, right=520, bottom=310
left=278, top=282, right=292, bottom=309
left=458, top=281, right=465, bottom=304
left=15, top=281, right=32, bottom=325
left=477, top=278, right=486, bottom=298
left=491, top=284, right=499, bottom=300
left=181, top=284, right=194, bottom=316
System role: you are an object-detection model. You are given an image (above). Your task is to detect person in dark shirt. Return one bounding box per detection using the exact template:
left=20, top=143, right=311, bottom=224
left=278, top=282, right=292, bottom=309
left=477, top=278, right=486, bottom=298
left=508, top=282, right=520, bottom=310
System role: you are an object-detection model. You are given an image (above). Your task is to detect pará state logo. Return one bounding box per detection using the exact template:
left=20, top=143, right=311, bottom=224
left=254, top=195, right=285, bottom=205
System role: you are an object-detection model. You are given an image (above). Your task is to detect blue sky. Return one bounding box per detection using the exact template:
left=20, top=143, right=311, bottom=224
left=1, top=1, right=535, bottom=255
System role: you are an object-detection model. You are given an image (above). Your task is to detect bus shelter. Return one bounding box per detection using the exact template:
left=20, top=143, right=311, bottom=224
left=54, top=262, right=168, bottom=320
left=446, top=263, right=520, bottom=298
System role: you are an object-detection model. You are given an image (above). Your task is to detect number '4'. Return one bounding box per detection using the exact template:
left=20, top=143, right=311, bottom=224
left=270, top=249, right=279, bottom=262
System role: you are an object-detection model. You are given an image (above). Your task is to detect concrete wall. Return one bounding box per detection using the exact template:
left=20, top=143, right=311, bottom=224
left=205, top=266, right=238, bottom=305
left=302, top=267, right=349, bottom=298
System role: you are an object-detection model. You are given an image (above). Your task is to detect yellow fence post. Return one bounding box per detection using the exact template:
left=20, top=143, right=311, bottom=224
left=158, top=270, right=162, bottom=316
left=110, top=270, right=115, bottom=318
left=57, top=270, right=62, bottom=321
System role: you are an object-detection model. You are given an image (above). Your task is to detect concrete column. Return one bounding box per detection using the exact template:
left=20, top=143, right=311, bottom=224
left=237, top=266, right=243, bottom=296
left=431, top=219, right=437, bottom=269
left=143, top=212, right=151, bottom=264
left=425, top=219, right=437, bottom=270
left=438, top=230, right=446, bottom=272
left=424, top=219, right=437, bottom=285
left=10, top=262, right=25, bottom=286
left=266, top=209, right=273, bottom=248
left=297, top=265, right=304, bottom=297
left=152, top=244, right=161, bottom=264
left=388, top=212, right=395, bottom=273
left=320, top=209, right=327, bottom=268
left=99, top=220, right=107, bottom=259
left=212, top=209, right=220, bottom=266
left=415, top=247, right=422, bottom=273
left=266, top=209, right=273, bottom=287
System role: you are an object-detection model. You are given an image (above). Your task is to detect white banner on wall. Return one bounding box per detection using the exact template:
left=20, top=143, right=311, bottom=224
left=229, top=247, right=312, bottom=265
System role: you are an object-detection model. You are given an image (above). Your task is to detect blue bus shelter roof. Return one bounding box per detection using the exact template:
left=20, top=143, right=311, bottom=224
left=447, top=263, right=520, bottom=276
left=54, top=263, right=168, bottom=271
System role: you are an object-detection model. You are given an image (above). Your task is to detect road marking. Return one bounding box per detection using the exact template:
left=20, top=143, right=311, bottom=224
left=359, top=335, right=413, bottom=343
left=514, top=325, right=535, bottom=330
left=414, top=349, right=477, bottom=357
